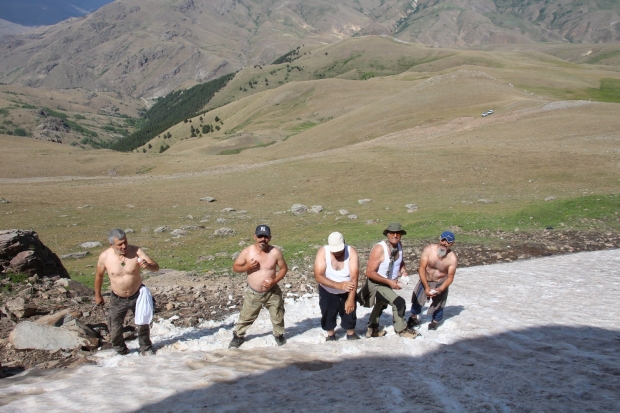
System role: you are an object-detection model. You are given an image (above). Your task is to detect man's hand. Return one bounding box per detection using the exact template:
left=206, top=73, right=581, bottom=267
left=425, top=288, right=438, bottom=297
left=345, top=298, right=355, bottom=314
left=246, top=258, right=260, bottom=272
left=138, top=258, right=148, bottom=269
left=391, top=279, right=402, bottom=290
left=262, top=277, right=274, bottom=290
left=95, top=294, right=104, bottom=305
left=338, top=281, right=355, bottom=292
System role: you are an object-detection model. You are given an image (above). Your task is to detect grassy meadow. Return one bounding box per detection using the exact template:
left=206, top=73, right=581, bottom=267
left=1, top=37, right=619, bottom=285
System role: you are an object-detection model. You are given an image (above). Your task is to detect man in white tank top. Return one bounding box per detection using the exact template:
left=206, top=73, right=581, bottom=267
left=313, top=232, right=360, bottom=341
left=364, top=223, right=418, bottom=339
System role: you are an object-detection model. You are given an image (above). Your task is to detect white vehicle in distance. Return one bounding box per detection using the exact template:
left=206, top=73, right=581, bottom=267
left=482, top=109, right=494, bottom=117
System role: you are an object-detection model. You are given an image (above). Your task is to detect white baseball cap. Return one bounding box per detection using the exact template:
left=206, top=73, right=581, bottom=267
left=328, top=232, right=345, bottom=253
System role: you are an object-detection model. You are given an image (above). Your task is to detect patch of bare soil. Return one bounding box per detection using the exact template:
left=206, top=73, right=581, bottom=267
left=1, top=229, right=618, bottom=376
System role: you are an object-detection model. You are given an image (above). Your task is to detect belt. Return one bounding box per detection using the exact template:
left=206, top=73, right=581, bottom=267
left=111, top=288, right=141, bottom=300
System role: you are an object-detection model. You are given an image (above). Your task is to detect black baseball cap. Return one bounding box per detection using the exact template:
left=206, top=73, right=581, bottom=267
left=255, top=225, right=271, bottom=237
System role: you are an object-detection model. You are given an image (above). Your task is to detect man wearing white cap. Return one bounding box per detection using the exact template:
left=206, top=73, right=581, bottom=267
left=314, top=232, right=360, bottom=341
left=408, top=231, right=458, bottom=330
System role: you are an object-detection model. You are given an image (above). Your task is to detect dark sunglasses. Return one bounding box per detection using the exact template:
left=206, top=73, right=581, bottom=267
left=256, top=235, right=271, bottom=240
left=440, top=237, right=454, bottom=243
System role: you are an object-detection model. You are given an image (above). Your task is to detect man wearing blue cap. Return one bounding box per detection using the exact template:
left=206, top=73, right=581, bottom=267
left=408, top=231, right=458, bottom=330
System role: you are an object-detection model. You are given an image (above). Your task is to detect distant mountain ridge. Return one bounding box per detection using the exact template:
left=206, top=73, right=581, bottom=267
left=0, top=0, right=114, bottom=27
left=0, top=0, right=618, bottom=99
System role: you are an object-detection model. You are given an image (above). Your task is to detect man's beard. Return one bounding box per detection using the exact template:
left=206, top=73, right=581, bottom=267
left=437, top=247, right=448, bottom=258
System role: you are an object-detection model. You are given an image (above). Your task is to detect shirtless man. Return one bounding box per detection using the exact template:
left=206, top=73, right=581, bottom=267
left=408, top=231, right=458, bottom=330
left=229, top=225, right=288, bottom=348
left=95, top=229, right=159, bottom=355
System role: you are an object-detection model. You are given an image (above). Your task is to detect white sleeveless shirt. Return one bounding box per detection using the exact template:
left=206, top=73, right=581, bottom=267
left=320, top=245, right=351, bottom=294
left=376, top=241, right=402, bottom=280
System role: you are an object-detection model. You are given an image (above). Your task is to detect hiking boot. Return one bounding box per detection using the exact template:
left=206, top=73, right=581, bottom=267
left=140, top=348, right=156, bottom=357
left=228, top=331, right=245, bottom=348
left=407, top=316, right=420, bottom=329
left=274, top=335, right=287, bottom=346
left=366, top=327, right=387, bottom=338
left=346, top=333, right=361, bottom=341
left=398, top=328, right=418, bottom=339
left=115, top=346, right=129, bottom=356
left=428, top=321, right=439, bottom=330
left=325, top=334, right=337, bottom=342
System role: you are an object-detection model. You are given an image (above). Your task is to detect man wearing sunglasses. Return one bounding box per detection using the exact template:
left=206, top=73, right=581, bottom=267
left=364, top=223, right=418, bottom=339
left=229, top=225, right=288, bottom=348
left=408, top=231, right=458, bottom=330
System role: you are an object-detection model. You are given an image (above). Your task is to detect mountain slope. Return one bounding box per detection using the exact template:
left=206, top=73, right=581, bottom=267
left=1, top=0, right=619, bottom=100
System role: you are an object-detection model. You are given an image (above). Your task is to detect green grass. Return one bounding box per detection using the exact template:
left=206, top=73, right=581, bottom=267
left=219, top=141, right=276, bottom=155
left=526, top=78, right=620, bottom=103
left=290, top=121, right=317, bottom=133
left=586, top=78, right=620, bottom=103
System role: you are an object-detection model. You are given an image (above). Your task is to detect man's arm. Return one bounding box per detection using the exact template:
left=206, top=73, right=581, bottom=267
left=418, top=246, right=432, bottom=295
left=273, top=249, right=288, bottom=284
left=94, top=254, right=106, bottom=305
left=398, top=252, right=408, bottom=277
left=313, top=247, right=355, bottom=292
left=137, top=248, right=159, bottom=272
left=365, top=244, right=399, bottom=289
left=232, top=248, right=255, bottom=273
left=345, top=247, right=359, bottom=314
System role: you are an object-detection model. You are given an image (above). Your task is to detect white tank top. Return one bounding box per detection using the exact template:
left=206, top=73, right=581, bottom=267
left=320, top=245, right=351, bottom=294
left=376, top=241, right=402, bottom=280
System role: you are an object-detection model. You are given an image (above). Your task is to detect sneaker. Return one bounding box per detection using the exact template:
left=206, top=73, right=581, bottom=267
left=228, top=331, right=245, bottom=348
left=365, top=327, right=387, bottom=338
left=407, top=316, right=420, bottom=329
left=326, top=334, right=337, bottom=342
left=428, top=321, right=439, bottom=330
left=398, top=328, right=419, bottom=339
left=274, top=335, right=287, bottom=346
left=346, top=333, right=361, bottom=341
left=140, top=348, right=156, bottom=356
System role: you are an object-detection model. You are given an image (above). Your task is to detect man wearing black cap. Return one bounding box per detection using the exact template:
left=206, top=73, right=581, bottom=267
left=229, top=225, right=288, bottom=348
left=364, top=223, right=417, bottom=339
left=408, top=231, right=458, bottom=330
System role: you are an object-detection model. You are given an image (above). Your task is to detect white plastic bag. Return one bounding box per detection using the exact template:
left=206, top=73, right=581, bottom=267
left=135, top=285, right=154, bottom=325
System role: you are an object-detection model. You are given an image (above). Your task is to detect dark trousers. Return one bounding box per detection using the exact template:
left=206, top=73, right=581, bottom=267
left=319, top=285, right=357, bottom=331
left=109, top=290, right=152, bottom=353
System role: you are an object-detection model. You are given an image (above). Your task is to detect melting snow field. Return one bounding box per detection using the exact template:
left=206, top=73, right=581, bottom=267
left=1, top=250, right=619, bottom=412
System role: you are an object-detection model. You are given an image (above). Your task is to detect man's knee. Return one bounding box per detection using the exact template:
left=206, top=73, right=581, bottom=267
left=394, top=296, right=406, bottom=317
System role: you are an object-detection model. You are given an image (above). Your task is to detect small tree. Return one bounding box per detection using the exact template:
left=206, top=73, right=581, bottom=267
left=148, top=143, right=152, bottom=149
left=215, top=116, right=220, bottom=122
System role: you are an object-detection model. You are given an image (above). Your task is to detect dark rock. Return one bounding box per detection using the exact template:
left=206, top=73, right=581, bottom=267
left=0, top=229, right=69, bottom=278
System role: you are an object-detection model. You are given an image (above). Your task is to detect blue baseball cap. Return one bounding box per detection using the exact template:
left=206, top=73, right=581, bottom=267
left=440, top=231, right=455, bottom=243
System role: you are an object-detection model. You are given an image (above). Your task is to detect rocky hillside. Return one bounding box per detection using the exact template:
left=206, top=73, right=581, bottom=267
left=0, top=0, right=618, bottom=100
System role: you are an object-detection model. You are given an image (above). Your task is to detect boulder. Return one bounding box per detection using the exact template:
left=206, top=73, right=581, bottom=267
left=61, top=319, right=98, bottom=338
left=60, top=251, right=90, bottom=259
left=35, top=308, right=75, bottom=327
left=291, top=204, right=307, bottom=215
left=9, top=322, right=90, bottom=351
left=0, top=229, right=69, bottom=278
left=200, top=197, right=216, bottom=202
left=0, top=297, right=37, bottom=320
left=55, top=279, right=93, bottom=296
left=338, top=209, right=349, bottom=215
left=214, top=228, right=235, bottom=236
left=79, top=241, right=102, bottom=249
left=308, top=205, right=323, bottom=213
left=358, top=199, right=371, bottom=204
left=153, top=226, right=170, bottom=233
left=170, top=229, right=187, bottom=237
